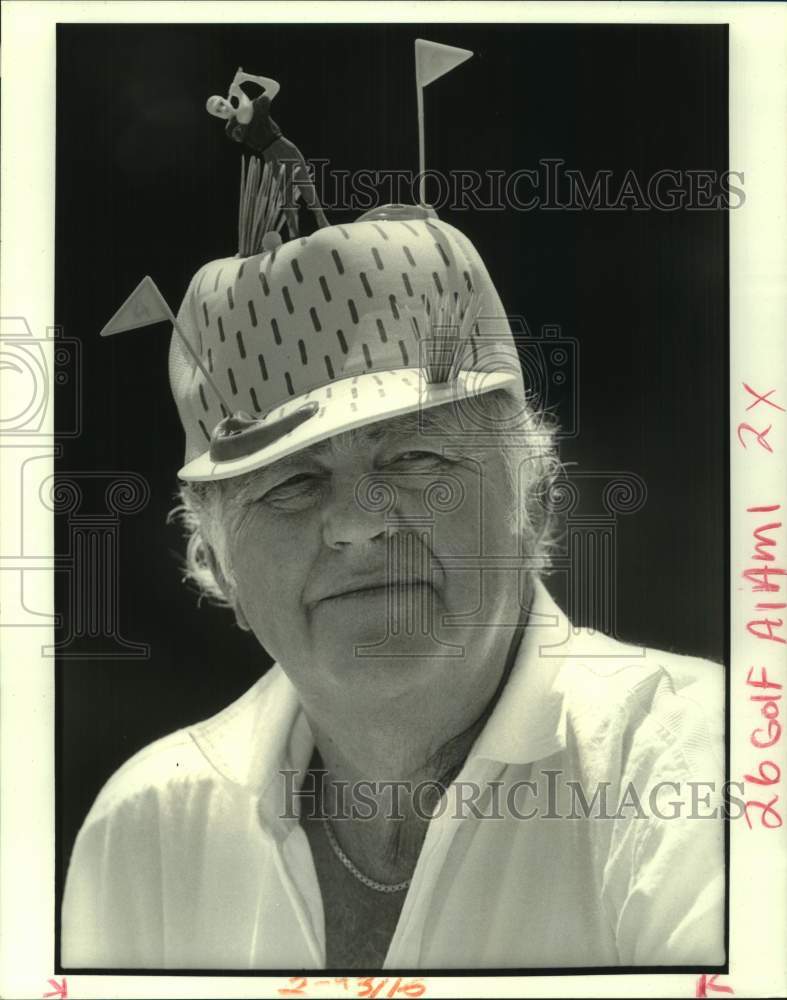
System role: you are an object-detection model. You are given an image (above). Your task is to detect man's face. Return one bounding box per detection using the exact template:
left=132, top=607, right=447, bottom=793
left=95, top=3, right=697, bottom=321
left=206, top=95, right=234, bottom=119
left=221, top=407, right=525, bottom=719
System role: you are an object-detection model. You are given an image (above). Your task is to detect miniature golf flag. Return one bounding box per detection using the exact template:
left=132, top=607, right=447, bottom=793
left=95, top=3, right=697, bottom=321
left=100, top=274, right=234, bottom=413
left=100, top=276, right=172, bottom=337
left=415, top=39, right=473, bottom=88
left=415, top=40, right=473, bottom=205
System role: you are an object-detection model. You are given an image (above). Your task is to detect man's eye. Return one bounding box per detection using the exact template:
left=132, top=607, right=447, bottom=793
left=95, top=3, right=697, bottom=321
left=385, top=450, right=453, bottom=471
left=261, top=474, right=322, bottom=509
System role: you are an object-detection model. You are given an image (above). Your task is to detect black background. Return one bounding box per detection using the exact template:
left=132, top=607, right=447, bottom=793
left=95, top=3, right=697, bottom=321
left=56, top=23, right=728, bottom=900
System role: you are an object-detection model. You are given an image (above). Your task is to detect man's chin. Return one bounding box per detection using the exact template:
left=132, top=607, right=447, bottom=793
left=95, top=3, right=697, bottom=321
left=313, top=623, right=467, bottom=681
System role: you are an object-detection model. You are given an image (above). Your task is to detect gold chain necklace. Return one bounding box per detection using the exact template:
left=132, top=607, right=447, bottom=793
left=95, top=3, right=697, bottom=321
left=320, top=817, right=411, bottom=894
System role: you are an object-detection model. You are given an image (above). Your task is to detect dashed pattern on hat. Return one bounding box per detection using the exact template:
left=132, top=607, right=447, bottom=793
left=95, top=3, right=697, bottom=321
left=169, top=218, right=521, bottom=464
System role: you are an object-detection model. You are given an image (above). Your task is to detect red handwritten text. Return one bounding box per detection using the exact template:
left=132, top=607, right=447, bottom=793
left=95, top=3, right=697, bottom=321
left=696, top=973, right=734, bottom=996
left=744, top=665, right=783, bottom=829
left=745, top=506, right=785, bottom=645
left=737, top=382, right=785, bottom=453
left=738, top=379, right=784, bottom=837
left=278, top=977, right=426, bottom=998
left=43, top=979, right=68, bottom=1000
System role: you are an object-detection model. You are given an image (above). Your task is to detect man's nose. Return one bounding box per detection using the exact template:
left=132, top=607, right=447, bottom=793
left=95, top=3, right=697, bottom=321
left=321, top=475, right=389, bottom=549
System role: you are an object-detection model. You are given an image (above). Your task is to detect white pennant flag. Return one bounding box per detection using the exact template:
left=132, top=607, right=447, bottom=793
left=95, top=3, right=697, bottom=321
left=415, top=40, right=473, bottom=205
left=100, top=276, right=172, bottom=337
left=415, top=39, right=473, bottom=88
left=99, top=275, right=233, bottom=413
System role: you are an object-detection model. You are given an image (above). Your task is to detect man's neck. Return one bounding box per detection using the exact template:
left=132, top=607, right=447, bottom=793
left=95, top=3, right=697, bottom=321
left=300, top=609, right=530, bottom=882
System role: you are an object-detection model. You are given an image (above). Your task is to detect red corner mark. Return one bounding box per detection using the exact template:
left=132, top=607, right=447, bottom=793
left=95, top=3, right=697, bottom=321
left=43, top=978, right=67, bottom=999
left=696, top=974, right=733, bottom=997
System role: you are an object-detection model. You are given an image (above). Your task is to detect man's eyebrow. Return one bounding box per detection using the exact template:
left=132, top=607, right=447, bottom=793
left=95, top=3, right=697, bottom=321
left=225, top=412, right=455, bottom=503
left=226, top=440, right=340, bottom=504
left=229, top=453, right=319, bottom=498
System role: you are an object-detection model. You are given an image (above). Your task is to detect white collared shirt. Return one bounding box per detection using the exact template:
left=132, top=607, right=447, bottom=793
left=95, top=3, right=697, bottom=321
left=62, top=581, right=726, bottom=969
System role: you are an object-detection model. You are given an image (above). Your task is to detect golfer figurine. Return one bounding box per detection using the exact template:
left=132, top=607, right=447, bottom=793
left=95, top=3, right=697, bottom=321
left=206, top=68, right=329, bottom=237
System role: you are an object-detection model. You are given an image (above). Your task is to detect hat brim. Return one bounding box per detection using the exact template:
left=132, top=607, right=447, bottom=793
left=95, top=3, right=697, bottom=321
left=178, top=367, right=520, bottom=482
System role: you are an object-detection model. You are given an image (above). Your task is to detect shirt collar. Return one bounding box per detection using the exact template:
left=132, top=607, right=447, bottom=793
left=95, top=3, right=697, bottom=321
left=468, top=578, right=568, bottom=765
left=188, top=665, right=311, bottom=795
left=189, top=579, right=570, bottom=810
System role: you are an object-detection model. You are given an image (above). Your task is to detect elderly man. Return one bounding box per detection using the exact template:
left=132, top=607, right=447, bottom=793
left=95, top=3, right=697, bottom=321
left=62, top=207, right=725, bottom=970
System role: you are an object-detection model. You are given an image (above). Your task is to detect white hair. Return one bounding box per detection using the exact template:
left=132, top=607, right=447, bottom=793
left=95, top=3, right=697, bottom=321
left=168, top=389, right=562, bottom=611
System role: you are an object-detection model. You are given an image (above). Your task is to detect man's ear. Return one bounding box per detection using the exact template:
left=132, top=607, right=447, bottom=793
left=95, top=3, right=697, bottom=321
left=202, top=542, right=251, bottom=632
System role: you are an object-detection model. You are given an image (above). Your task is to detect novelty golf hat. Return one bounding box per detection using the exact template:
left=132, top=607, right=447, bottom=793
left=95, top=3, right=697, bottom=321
left=170, top=207, right=525, bottom=482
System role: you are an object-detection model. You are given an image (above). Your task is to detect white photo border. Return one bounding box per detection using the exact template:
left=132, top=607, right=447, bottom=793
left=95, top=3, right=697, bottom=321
left=1, top=2, right=785, bottom=998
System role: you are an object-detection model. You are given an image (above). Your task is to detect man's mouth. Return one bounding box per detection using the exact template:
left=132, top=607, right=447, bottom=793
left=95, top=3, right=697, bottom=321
left=315, top=580, right=433, bottom=604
